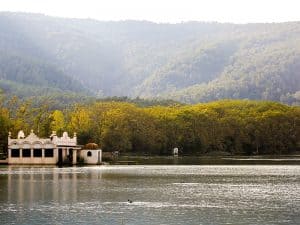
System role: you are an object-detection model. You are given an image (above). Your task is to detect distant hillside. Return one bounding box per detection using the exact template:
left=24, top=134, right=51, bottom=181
left=0, top=12, right=299, bottom=105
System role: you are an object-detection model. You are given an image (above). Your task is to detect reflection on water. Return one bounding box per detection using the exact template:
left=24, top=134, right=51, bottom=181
left=0, top=165, right=299, bottom=225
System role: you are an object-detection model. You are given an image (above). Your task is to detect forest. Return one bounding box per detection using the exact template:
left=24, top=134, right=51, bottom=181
left=0, top=95, right=299, bottom=156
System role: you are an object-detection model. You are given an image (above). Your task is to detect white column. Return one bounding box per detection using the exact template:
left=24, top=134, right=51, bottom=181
left=72, top=150, right=77, bottom=165
left=42, top=148, right=45, bottom=164
left=20, top=148, right=22, bottom=164
left=62, top=148, right=67, bottom=162
left=54, top=148, right=58, bottom=164
left=8, top=149, right=11, bottom=164
left=31, top=148, right=33, bottom=159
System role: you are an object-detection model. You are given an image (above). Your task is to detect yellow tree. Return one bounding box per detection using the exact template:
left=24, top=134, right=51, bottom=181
left=100, top=108, right=132, bottom=152
left=68, top=105, right=92, bottom=144
left=50, top=110, right=65, bottom=136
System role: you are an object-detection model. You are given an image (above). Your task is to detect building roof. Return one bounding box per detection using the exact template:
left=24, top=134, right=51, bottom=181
left=8, top=130, right=78, bottom=148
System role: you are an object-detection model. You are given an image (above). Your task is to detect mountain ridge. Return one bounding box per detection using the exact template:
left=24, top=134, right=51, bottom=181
left=0, top=12, right=299, bottom=105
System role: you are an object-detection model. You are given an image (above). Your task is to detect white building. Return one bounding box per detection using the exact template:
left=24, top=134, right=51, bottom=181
left=78, top=143, right=102, bottom=165
left=8, top=130, right=80, bottom=165
left=79, top=149, right=102, bottom=165
left=173, top=147, right=179, bottom=156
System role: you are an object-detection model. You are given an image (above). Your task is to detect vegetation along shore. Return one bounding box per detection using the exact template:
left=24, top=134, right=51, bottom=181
left=0, top=97, right=299, bottom=157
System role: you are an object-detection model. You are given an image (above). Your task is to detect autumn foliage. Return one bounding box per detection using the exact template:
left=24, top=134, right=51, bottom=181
left=1, top=98, right=299, bottom=155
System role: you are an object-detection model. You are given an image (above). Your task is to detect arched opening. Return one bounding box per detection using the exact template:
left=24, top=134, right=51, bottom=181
left=87, top=151, right=92, bottom=157
left=45, top=149, right=54, bottom=157
left=11, top=149, right=20, bottom=157
left=58, top=148, right=63, bottom=165
left=22, top=149, right=31, bottom=157
left=33, top=149, right=42, bottom=157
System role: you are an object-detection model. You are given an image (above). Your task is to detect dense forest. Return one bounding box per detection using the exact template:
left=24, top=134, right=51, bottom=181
left=0, top=12, right=299, bottom=105
left=0, top=95, right=299, bottom=156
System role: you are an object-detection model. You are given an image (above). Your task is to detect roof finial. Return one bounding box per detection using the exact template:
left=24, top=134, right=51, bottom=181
left=17, top=130, right=25, bottom=139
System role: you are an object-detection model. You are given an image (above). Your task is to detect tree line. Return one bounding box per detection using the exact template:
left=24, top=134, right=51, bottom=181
left=0, top=97, right=299, bottom=156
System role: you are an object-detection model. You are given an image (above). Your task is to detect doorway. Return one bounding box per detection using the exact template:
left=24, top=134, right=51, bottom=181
left=58, top=148, right=63, bottom=165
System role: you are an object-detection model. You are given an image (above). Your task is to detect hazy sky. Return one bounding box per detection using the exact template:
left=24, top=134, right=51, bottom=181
left=0, top=0, right=300, bottom=23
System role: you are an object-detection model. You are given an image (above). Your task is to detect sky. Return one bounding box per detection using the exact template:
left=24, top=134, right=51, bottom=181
left=0, top=0, right=300, bottom=24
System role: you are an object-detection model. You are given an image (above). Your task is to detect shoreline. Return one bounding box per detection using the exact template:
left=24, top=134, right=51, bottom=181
left=1, top=155, right=300, bottom=166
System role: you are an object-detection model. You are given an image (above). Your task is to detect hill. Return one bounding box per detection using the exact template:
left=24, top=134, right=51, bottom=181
left=0, top=12, right=299, bottom=105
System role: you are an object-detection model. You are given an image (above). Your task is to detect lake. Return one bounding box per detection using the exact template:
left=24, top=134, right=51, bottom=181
left=0, top=165, right=299, bottom=225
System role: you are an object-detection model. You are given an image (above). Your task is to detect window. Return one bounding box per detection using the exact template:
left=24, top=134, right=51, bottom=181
left=33, top=149, right=42, bottom=157
left=87, top=151, right=92, bottom=157
left=45, top=149, right=54, bottom=157
left=22, top=149, right=31, bottom=157
left=11, top=149, right=20, bottom=157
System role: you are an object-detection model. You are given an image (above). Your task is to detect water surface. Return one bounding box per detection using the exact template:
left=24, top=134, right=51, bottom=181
left=0, top=165, right=299, bottom=225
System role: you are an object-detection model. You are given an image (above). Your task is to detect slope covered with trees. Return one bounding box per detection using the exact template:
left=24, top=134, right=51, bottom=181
left=0, top=12, right=300, bottom=104
left=1, top=95, right=299, bottom=156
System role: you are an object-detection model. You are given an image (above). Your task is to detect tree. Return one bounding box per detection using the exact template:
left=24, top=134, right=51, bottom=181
left=50, top=110, right=65, bottom=136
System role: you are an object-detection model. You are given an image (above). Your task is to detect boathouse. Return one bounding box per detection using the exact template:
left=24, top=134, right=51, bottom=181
left=7, top=130, right=80, bottom=165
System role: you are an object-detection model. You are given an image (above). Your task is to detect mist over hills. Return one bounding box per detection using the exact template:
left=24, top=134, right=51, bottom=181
left=0, top=12, right=299, bottom=105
